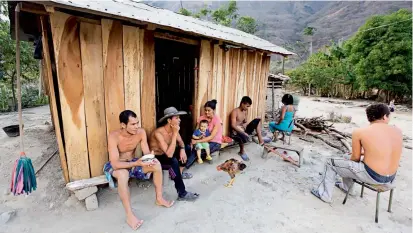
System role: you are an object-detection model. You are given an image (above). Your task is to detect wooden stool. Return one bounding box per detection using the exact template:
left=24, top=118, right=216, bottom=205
left=342, top=179, right=395, bottom=223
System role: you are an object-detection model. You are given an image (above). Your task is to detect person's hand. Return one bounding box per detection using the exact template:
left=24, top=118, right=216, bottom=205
left=180, top=149, right=187, bottom=163
left=171, top=124, right=180, bottom=135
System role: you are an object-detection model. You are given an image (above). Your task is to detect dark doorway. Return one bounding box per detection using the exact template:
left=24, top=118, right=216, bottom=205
left=155, top=38, right=199, bottom=144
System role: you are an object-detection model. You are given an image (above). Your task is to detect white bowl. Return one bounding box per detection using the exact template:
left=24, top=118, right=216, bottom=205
left=141, top=154, right=155, bottom=162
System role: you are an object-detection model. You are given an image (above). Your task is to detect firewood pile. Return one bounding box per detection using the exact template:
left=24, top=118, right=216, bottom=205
left=293, top=116, right=352, bottom=153
left=295, top=117, right=333, bottom=132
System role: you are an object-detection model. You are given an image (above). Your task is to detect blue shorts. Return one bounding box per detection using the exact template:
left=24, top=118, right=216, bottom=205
left=103, top=158, right=149, bottom=188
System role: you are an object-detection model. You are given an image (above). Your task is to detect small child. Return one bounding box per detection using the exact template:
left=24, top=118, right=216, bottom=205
left=192, top=120, right=212, bottom=164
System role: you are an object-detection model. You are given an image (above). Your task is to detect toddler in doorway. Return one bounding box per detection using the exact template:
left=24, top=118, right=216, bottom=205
left=192, top=120, right=212, bottom=164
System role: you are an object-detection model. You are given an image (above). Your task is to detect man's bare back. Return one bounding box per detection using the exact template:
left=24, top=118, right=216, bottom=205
left=354, top=123, right=403, bottom=175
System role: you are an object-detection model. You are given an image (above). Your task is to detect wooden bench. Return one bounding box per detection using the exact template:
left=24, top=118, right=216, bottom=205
left=261, top=141, right=304, bottom=167
left=342, top=179, right=395, bottom=223
left=66, top=169, right=172, bottom=211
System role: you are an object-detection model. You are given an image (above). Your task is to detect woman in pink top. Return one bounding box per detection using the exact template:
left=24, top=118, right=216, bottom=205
left=192, top=99, right=223, bottom=154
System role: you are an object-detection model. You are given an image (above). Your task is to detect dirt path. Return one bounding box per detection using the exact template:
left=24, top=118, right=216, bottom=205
left=0, top=97, right=411, bottom=233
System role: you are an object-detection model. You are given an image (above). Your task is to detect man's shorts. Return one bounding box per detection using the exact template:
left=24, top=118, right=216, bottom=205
left=103, top=158, right=148, bottom=188
left=195, top=142, right=209, bottom=150
left=230, top=118, right=261, bottom=144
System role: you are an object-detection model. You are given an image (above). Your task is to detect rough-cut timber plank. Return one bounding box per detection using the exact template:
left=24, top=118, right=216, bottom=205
left=222, top=50, right=231, bottom=136
left=66, top=175, right=108, bottom=192
left=245, top=51, right=254, bottom=120
left=154, top=31, right=199, bottom=46
left=141, top=30, right=156, bottom=134
left=251, top=52, right=258, bottom=117
left=123, top=25, right=143, bottom=126
left=80, top=22, right=108, bottom=177
left=254, top=53, right=263, bottom=119
left=50, top=12, right=90, bottom=181
left=236, top=50, right=247, bottom=109
left=102, top=19, right=125, bottom=136
left=215, top=45, right=223, bottom=117
left=195, top=40, right=212, bottom=121
left=262, top=56, right=271, bottom=120
left=40, top=16, right=69, bottom=183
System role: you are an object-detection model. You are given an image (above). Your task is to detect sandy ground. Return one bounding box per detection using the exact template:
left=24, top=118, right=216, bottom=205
left=0, top=95, right=411, bottom=233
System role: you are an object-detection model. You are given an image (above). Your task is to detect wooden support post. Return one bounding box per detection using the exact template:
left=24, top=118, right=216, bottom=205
left=272, top=81, right=275, bottom=119
left=282, top=56, right=285, bottom=75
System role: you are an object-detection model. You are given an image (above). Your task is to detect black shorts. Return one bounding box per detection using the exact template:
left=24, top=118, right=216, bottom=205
left=230, top=118, right=261, bottom=144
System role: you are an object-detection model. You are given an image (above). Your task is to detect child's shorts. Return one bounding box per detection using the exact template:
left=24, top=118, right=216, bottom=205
left=195, top=142, right=209, bottom=150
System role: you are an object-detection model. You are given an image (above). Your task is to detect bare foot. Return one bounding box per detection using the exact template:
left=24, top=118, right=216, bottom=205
left=156, top=198, right=175, bottom=208
left=126, top=214, right=143, bottom=231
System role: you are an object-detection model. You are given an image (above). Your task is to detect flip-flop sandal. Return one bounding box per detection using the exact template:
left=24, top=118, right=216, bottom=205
left=311, top=189, right=326, bottom=203
left=182, top=172, right=193, bottom=179
left=239, top=153, right=249, bottom=161
left=177, top=192, right=200, bottom=201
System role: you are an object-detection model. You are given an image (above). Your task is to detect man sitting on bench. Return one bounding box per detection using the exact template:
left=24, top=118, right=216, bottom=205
left=149, top=107, right=200, bottom=202
left=104, top=110, right=174, bottom=230
left=311, top=104, right=403, bottom=203
left=229, top=96, right=267, bottom=161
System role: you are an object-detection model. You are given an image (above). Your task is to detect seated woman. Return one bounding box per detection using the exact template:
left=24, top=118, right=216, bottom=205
left=269, top=94, right=295, bottom=141
left=190, top=100, right=223, bottom=164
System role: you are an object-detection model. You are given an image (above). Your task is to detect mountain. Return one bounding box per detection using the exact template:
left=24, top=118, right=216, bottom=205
left=144, top=1, right=411, bottom=52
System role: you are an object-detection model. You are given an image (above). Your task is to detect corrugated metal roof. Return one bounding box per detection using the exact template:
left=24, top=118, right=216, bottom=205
left=48, top=0, right=294, bottom=56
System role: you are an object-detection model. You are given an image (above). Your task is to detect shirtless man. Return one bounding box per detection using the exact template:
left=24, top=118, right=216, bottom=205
left=149, top=107, right=199, bottom=201
left=311, top=104, right=403, bottom=203
left=104, top=110, right=174, bottom=230
left=230, top=96, right=265, bottom=161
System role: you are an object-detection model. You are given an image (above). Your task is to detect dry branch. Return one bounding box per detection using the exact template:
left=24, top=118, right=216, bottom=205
left=295, top=122, right=347, bottom=152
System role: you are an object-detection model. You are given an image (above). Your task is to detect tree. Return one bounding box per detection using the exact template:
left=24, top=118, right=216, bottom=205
left=0, top=3, right=40, bottom=111
left=344, top=9, right=412, bottom=102
left=179, top=1, right=258, bottom=35
left=303, top=26, right=316, bottom=95
left=236, top=16, right=258, bottom=34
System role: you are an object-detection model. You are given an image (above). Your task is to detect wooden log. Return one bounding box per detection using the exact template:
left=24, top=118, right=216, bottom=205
left=141, top=30, right=156, bottom=134
left=295, top=122, right=346, bottom=152
left=80, top=22, right=108, bottom=177
left=50, top=12, right=90, bottom=180
left=40, top=16, right=69, bottom=183
left=330, top=128, right=352, bottom=138
left=102, top=19, right=125, bottom=136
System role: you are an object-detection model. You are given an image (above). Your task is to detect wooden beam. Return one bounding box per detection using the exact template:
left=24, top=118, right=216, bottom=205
left=66, top=175, right=108, bottom=192
left=80, top=22, right=108, bottom=177
left=50, top=12, right=90, bottom=181
left=45, top=5, right=55, bottom=13
left=141, top=30, right=156, bottom=134
left=102, top=19, right=125, bottom=136
left=154, top=32, right=199, bottom=46
left=40, top=16, right=69, bottom=183
left=222, top=49, right=231, bottom=136
left=20, top=2, right=48, bottom=15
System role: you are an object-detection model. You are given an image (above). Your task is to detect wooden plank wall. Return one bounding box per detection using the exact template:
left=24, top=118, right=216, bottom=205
left=50, top=12, right=90, bottom=181
left=47, top=12, right=155, bottom=181
left=195, top=40, right=271, bottom=136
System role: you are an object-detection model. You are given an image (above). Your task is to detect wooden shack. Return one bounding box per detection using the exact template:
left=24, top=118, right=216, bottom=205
left=9, top=1, right=293, bottom=183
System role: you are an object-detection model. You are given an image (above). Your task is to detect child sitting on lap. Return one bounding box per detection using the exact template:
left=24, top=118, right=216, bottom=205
left=192, top=120, right=212, bottom=164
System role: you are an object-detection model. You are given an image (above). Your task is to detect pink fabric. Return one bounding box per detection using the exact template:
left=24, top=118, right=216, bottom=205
left=198, top=114, right=223, bottom=144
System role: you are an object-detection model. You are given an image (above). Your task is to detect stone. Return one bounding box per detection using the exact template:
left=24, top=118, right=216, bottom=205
left=74, top=186, right=98, bottom=201
left=85, top=194, right=98, bottom=211
left=0, top=210, right=16, bottom=224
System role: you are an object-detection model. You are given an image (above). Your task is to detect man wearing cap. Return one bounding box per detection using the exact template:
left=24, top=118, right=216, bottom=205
left=149, top=107, right=200, bottom=201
